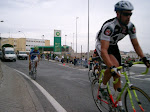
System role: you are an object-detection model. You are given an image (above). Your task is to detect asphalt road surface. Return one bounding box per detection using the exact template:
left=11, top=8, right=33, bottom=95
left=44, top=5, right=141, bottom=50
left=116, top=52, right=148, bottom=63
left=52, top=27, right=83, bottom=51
left=2, top=59, right=150, bottom=112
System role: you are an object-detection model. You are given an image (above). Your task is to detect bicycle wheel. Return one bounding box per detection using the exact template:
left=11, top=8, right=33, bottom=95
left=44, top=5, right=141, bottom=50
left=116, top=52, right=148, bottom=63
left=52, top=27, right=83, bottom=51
left=124, top=86, right=150, bottom=112
left=88, top=70, right=95, bottom=82
left=91, top=79, right=110, bottom=112
left=32, top=67, right=37, bottom=80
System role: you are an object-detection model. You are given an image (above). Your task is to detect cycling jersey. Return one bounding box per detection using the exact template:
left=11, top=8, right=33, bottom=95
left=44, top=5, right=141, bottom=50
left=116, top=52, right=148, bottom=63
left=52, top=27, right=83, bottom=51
left=95, top=17, right=136, bottom=65
left=30, top=49, right=40, bottom=60
left=97, top=17, right=136, bottom=45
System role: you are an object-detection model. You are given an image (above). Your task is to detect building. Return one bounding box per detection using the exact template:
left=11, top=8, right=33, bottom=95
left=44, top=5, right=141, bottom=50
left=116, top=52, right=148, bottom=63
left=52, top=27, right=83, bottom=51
left=0, top=37, right=50, bottom=52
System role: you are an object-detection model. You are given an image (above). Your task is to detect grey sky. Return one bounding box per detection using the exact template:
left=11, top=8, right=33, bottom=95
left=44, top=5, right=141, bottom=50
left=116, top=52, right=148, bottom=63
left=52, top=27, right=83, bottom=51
left=0, top=0, right=150, bottom=53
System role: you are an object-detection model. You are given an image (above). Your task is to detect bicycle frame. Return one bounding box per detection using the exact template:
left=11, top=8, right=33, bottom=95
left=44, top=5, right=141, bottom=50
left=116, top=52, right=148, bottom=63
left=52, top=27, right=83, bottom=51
left=96, top=62, right=149, bottom=111
left=31, top=60, right=36, bottom=74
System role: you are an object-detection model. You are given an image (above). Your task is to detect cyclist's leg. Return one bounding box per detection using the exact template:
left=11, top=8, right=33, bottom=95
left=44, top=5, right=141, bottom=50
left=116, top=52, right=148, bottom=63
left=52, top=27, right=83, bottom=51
left=35, top=61, right=37, bottom=69
left=102, top=54, right=119, bottom=86
left=108, top=45, right=124, bottom=109
left=29, top=60, right=31, bottom=71
left=93, top=61, right=98, bottom=75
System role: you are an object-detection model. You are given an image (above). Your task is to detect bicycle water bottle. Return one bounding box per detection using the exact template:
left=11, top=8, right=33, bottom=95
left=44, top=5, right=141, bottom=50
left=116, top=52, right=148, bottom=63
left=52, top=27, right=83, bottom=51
left=113, top=88, right=122, bottom=101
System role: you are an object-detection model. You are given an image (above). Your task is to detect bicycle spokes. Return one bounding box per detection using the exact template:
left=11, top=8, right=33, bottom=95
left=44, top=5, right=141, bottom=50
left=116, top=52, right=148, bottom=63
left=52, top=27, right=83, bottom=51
left=125, top=86, right=150, bottom=112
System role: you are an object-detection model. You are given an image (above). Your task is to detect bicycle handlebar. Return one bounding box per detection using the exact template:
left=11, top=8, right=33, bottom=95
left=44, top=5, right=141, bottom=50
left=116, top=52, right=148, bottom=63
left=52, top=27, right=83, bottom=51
left=113, top=61, right=149, bottom=84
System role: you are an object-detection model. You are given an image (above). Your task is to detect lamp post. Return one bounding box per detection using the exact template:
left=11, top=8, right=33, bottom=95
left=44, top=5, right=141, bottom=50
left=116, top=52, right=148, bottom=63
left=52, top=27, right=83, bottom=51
left=18, top=31, right=26, bottom=38
left=0, top=21, right=4, bottom=49
left=76, top=17, right=79, bottom=53
left=73, top=33, right=74, bottom=51
left=42, top=35, right=45, bottom=53
left=65, top=35, right=67, bottom=45
left=41, top=35, right=45, bottom=60
left=87, top=0, right=90, bottom=60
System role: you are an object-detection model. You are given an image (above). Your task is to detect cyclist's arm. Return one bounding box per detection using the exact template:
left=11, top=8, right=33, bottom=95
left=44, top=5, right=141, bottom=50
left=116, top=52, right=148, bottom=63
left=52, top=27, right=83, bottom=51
left=101, top=40, right=113, bottom=68
left=130, top=38, right=145, bottom=58
left=29, top=54, right=31, bottom=61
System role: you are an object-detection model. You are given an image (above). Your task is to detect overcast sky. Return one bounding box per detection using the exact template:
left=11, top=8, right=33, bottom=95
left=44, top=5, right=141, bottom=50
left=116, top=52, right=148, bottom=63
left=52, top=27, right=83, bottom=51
left=0, top=0, right=150, bottom=53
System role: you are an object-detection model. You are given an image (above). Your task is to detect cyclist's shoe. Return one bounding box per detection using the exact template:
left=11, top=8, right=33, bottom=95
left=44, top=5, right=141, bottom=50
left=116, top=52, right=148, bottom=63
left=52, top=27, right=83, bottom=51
left=118, top=106, right=125, bottom=112
left=99, top=88, right=108, bottom=100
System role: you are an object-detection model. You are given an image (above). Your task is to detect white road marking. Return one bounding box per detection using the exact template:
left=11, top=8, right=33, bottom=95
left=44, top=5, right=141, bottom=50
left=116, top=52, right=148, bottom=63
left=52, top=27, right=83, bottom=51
left=133, top=64, right=145, bottom=67
left=14, top=69, right=67, bottom=112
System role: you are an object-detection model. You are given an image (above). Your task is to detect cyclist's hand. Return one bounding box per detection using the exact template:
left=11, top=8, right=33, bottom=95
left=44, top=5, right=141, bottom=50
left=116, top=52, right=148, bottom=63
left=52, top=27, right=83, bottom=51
left=142, top=57, right=150, bottom=68
left=110, top=66, right=121, bottom=78
left=128, top=62, right=133, bottom=67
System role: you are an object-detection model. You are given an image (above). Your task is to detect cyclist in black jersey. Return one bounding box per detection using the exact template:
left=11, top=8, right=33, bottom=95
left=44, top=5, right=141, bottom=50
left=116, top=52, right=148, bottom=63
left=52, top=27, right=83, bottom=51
left=95, top=1, right=150, bottom=111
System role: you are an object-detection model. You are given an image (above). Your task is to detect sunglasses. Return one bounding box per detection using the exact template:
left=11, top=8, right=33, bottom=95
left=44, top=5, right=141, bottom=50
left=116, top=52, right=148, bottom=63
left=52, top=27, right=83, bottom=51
left=122, top=12, right=132, bottom=16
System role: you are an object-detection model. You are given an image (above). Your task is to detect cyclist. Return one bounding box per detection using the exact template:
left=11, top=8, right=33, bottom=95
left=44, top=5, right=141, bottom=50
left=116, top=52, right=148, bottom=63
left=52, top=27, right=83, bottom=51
left=95, top=1, right=150, bottom=111
left=92, top=49, right=100, bottom=76
left=29, top=46, right=40, bottom=74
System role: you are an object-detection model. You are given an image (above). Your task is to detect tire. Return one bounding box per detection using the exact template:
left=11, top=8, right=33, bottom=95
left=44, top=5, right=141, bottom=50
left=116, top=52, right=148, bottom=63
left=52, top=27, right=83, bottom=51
left=31, top=67, right=37, bottom=80
left=91, top=79, right=110, bottom=112
left=124, top=86, right=150, bottom=112
left=88, top=70, right=95, bottom=82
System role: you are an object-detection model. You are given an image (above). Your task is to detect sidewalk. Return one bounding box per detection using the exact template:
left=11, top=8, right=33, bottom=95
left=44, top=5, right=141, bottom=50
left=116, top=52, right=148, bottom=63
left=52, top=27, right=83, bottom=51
left=0, top=61, right=44, bottom=112
left=48, top=59, right=89, bottom=70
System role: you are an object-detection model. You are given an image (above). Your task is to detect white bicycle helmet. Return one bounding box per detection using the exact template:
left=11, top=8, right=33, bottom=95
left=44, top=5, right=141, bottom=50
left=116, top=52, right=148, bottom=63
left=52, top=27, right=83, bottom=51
left=115, top=1, right=134, bottom=11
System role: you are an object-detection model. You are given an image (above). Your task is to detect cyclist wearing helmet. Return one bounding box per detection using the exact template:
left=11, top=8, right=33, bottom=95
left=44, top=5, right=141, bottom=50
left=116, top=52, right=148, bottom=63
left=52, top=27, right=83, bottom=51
left=29, top=46, right=40, bottom=74
left=95, top=1, right=150, bottom=111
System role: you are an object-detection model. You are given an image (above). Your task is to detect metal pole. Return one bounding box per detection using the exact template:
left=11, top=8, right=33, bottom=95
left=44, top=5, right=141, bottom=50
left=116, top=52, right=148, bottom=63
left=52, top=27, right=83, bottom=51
left=81, top=45, right=82, bottom=66
left=65, top=35, right=67, bottom=45
left=87, top=0, right=90, bottom=60
left=18, top=31, right=26, bottom=38
left=73, top=33, right=74, bottom=51
left=76, top=17, right=79, bottom=53
left=42, top=35, right=44, bottom=60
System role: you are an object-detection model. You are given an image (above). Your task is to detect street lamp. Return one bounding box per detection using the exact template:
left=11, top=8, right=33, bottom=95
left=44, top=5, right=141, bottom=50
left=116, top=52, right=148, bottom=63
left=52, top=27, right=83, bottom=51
left=65, top=35, right=67, bottom=45
left=87, top=0, right=90, bottom=60
left=0, top=21, right=4, bottom=49
left=73, top=33, right=74, bottom=51
left=76, top=17, right=79, bottom=53
left=41, top=35, right=45, bottom=60
left=18, top=31, right=26, bottom=38
left=42, top=35, right=45, bottom=53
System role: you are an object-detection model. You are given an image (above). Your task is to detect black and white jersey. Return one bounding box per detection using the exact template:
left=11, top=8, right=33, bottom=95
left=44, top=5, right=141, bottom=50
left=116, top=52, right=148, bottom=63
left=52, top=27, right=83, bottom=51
left=97, top=17, right=136, bottom=45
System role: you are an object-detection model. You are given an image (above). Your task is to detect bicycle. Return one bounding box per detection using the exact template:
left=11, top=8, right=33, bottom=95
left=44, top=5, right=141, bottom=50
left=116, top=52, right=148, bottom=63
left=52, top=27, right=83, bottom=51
left=30, top=60, right=37, bottom=80
left=91, top=61, right=150, bottom=112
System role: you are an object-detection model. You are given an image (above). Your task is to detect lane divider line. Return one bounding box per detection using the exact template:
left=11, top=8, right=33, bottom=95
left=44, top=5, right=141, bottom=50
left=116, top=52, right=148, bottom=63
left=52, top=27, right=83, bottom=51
left=14, top=69, right=67, bottom=112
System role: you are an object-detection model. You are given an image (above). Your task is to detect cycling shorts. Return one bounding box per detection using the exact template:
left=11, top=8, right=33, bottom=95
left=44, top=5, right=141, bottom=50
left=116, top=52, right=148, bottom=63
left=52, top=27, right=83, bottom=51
left=108, top=44, right=121, bottom=65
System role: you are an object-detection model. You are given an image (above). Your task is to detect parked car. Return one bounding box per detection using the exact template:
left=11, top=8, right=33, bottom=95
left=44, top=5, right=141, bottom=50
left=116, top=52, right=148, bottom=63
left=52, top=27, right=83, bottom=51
left=2, top=47, right=17, bottom=62
left=148, top=58, right=150, bottom=63
left=0, top=51, right=2, bottom=59
left=17, top=51, right=28, bottom=60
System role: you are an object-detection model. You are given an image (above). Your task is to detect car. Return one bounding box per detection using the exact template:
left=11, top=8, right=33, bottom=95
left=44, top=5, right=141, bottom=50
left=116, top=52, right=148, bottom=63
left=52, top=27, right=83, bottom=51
left=17, top=51, right=28, bottom=60
left=0, top=51, right=2, bottom=59
left=148, top=58, right=150, bottom=63
left=2, top=47, right=17, bottom=62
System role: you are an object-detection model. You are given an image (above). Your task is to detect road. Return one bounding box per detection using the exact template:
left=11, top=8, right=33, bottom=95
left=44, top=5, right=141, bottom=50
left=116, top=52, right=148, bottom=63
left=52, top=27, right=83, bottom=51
left=2, top=59, right=150, bottom=112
